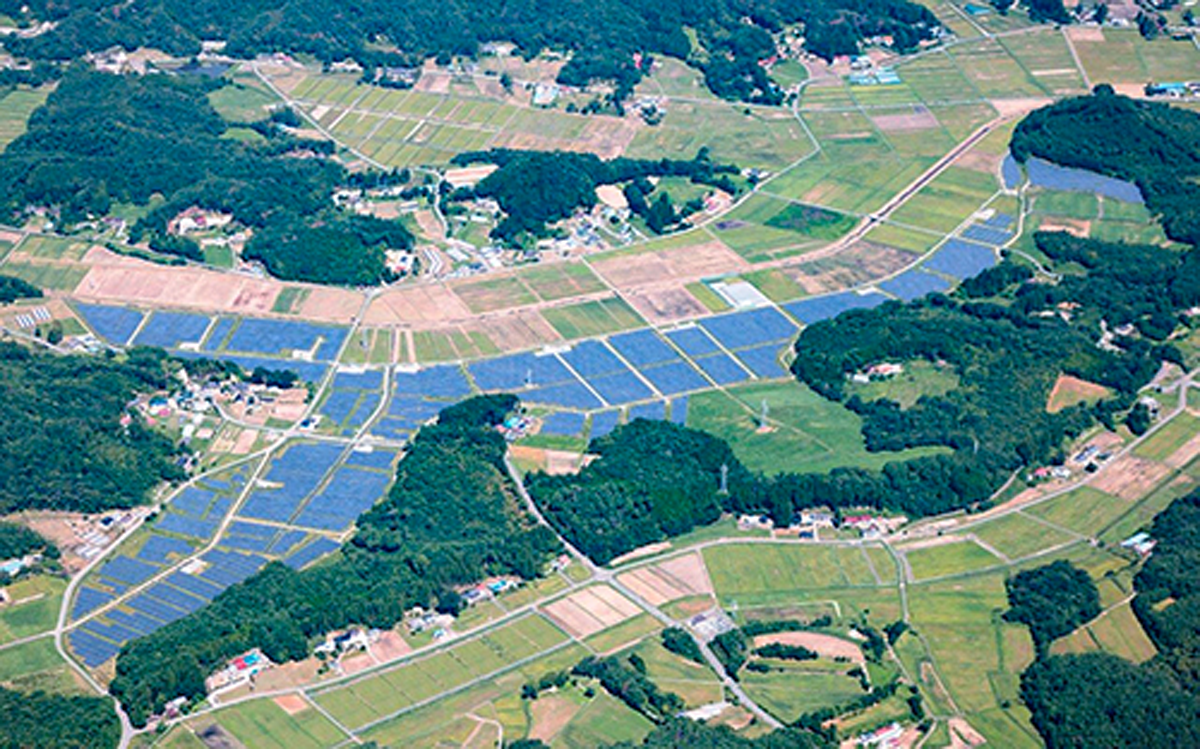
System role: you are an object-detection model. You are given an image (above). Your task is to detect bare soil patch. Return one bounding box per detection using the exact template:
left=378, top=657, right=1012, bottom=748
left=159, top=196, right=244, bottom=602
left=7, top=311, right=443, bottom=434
left=1065, top=26, right=1105, bottom=42
left=871, top=109, right=939, bottom=132
left=272, top=693, right=309, bottom=715
left=364, top=283, right=472, bottom=326
left=529, top=693, right=582, bottom=742
left=1047, top=374, right=1111, bottom=413
left=752, top=632, right=864, bottom=662
left=989, top=97, right=1053, bottom=118
left=617, top=568, right=686, bottom=606
left=543, top=594, right=609, bottom=638
left=1092, top=454, right=1171, bottom=500
left=609, top=542, right=671, bottom=566
left=591, top=240, right=746, bottom=290
left=658, top=553, right=713, bottom=595
left=295, top=285, right=363, bottom=323
left=948, top=717, right=987, bottom=747
left=623, top=285, right=709, bottom=324
left=1166, top=433, right=1200, bottom=469
left=785, top=242, right=915, bottom=295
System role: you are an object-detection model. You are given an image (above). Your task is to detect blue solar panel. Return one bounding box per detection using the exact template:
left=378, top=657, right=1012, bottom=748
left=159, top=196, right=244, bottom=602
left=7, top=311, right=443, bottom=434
left=1001, top=153, right=1022, bottom=190
left=961, top=225, right=1012, bottom=246
left=76, top=304, right=144, bottom=345
left=333, top=369, right=384, bottom=391
left=371, top=418, right=414, bottom=440
left=881, top=270, right=951, bottom=301
left=588, top=371, right=654, bottom=405
left=926, top=239, right=997, bottom=280
left=132, top=311, right=212, bottom=348
left=70, top=630, right=121, bottom=667
left=269, top=530, right=308, bottom=555
left=284, top=538, right=340, bottom=570
left=125, top=594, right=186, bottom=624
left=590, top=411, right=622, bottom=439
left=71, top=587, right=114, bottom=619
left=84, top=619, right=141, bottom=644
left=693, top=354, right=751, bottom=385
left=735, top=344, right=790, bottom=378
left=223, top=535, right=273, bottom=552
left=609, top=330, right=679, bottom=367
left=320, top=390, right=360, bottom=423
left=166, top=572, right=223, bottom=600
left=110, top=609, right=163, bottom=635
left=156, top=513, right=219, bottom=540
left=985, top=213, right=1014, bottom=229
left=98, top=556, right=159, bottom=586
left=228, top=521, right=277, bottom=539
left=393, top=365, right=473, bottom=399
left=202, top=317, right=237, bottom=350
left=143, top=583, right=206, bottom=614
left=782, top=291, right=889, bottom=325
left=666, top=327, right=721, bottom=356
left=670, top=397, right=689, bottom=425
left=137, top=535, right=193, bottom=564
left=700, top=308, right=797, bottom=350
left=559, top=341, right=627, bottom=378
left=628, top=401, right=666, bottom=422
left=344, top=449, right=398, bottom=471
left=171, top=487, right=217, bottom=517
left=239, top=492, right=303, bottom=523
left=344, top=391, right=381, bottom=430
left=225, top=318, right=348, bottom=360
left=469, top=352, right=574, bottom=391
left=541, top=411, right=586, bottom=436
left=1027, top=157, right=1143, bottom=203
left=639, top=361, right=709, bottom=395
left=524, top=381, right=603, bottom=410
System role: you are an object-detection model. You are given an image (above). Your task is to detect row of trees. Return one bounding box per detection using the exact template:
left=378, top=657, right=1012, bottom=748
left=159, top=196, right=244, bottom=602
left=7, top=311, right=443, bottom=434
left=0, top=69, right=413, bottom=286
left=0, top=274, right=43, bottom=304
left=3, top=0, right=940, bottom=105
left=110, top=395, right=561, bottom=725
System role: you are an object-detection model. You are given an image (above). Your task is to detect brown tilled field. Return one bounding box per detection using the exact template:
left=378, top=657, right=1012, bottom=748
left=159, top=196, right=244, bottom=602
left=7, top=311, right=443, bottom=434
left=364, top=283, right=472, bottom=325
left=76, top=253, right=281, bottom=316
left=590, top=239, right=747, bottom=290
left=1091, top=454, right=1171, bottom=500
left=783, top=242, right=916, bottom=295
left=623, top=285, right=710, bottom=324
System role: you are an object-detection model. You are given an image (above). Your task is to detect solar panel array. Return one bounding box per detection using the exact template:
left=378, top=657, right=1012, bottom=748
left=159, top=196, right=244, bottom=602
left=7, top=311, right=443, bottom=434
left=1027, top=158, right=1143, bottom=203
left=924, top=239, right=998, bottom=280
left=75, top=304, right=145, bottom=345
left=132, top=311, right=211, bottom=348
left=880, top=269, right=951, bottom=301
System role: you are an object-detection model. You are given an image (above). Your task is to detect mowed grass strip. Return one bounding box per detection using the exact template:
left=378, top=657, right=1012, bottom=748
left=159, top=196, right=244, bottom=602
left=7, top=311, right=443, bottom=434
left=703, top=543, right=885, bottom=606
left=970, top=512, right=1076, bottom=560
left=210, top=698, right=347, bottom=749
left=1051, top=600, right=1156, bottom=664
left=1134, top=412, right=1200, bottom=462
left=1024, top=486, right=1130, bottom=537
left=541, top=297, right=643, bottom=340
left=905, top=539, right=1002, bottom=581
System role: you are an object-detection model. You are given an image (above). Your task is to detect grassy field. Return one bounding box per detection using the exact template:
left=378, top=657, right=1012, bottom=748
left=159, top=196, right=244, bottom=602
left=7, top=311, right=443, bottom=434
left=0, top=88, right=49, bottom=152
left=0, top=576, right=67, bottom=645
left=0, top=637, right=81, bottom=695
left=703, top=543, right=891, bottom=606
left=541, top=297, right=643, bottom=340
left=686, top=380, right=950, bottom=475
left=583, top=613, right=661, bottom=654
left=1134, top=412, right=1200, bottom=462
left=204, top=698, right=348, bottom=749
left=208, top=80, right=281, bottom=123
left=905, top=539, right=1002, bottom=581
left=1023, top=486, right=1131, bottom=537
left=1050, top=600, right=1156, bottom=664
left=0, top=261, right=88, bottom=291
left=621, top=637, right=721, bottom=708
left=970, top=512, right=1076, bottom=560
left=888, top=165, right=999, bottom=234
left=844, top=361, right=959, bottom=409
left=741, top=664, right=866, bottom=722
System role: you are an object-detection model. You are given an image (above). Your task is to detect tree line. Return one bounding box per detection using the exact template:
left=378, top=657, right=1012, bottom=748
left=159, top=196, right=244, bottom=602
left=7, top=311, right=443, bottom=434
left=110, top=395, right=561, bottom=726
left=0, top=69, right=413, bottom=286
left=3, top=0, right=941, bottom=105
left=0, top=687, right=121, bottom=749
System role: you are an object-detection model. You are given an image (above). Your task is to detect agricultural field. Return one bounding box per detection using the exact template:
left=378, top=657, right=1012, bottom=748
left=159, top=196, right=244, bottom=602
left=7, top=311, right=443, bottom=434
left=0, top=87, right=49, bottom=151
left=0, top=576, right=67, bottom=645
left=904, top=539, right=1003, bottom=581
left=703, top=542, right=893, bottom=606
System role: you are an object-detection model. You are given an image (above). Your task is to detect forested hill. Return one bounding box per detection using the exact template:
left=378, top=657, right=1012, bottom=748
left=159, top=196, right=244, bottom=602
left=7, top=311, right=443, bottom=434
left=1011, top=89, right=1200, bottom=246
left=0, top=0, right=940, bottom=103
left=0, top=69, right=413, bottom=286
left=111, top=395, right=561, bottom=725
left=0, top=342, right=186, bottom=515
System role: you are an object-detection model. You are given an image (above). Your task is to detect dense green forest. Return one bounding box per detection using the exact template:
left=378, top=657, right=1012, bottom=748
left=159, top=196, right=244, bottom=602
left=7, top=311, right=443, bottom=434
left=1, top=0, right=940, bottom=104
left=1016, top=489, right=1200, bottom=746
left=111, top=395, right=560, bottom=725
left=0, top=522, right=55, bottom=561
left=0, top=687, right=121, bottom=749
left=1004, top=561, right=1100, bottom=652
left=1011, top=89, right=1200, bottom=246
left=605, top=718, right=830, bottom=748
left=450, top=149, right=741, bottom=243
left=0, top=341, right=186, bottom=515
left=0, top=274, right=43, bottom=304
left=0, top=69, right=413, bottom=285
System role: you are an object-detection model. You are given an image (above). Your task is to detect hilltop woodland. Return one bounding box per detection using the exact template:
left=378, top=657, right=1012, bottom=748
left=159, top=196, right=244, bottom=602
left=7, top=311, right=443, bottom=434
left=0, top=686, right=122, bottom=749
left=1003, top=561, right=1100, bottom=652
left=0, top=341, right=186, bottom=516
left=528, top=231, right=1181, bottom=563
left=448, top=148, right=743, bottom=244
left=0, top=69, right=413, bottom=285
left=1, top=0, right=940, bottom=105
left=110, top=395, right=561, bottom=726
left=0, top=274, right=43, bottom=304
left=1011, top=88, right=1200, bottom=247
left=1015, top=490, right=1200, bottom=747
left=0, top=522, right=56, bottom=563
